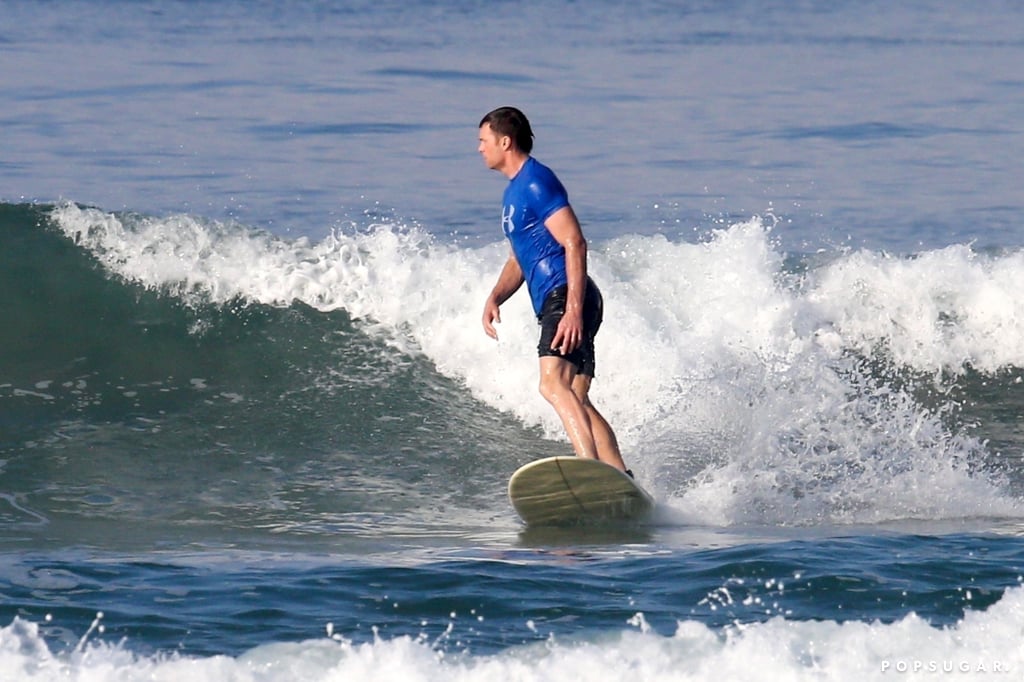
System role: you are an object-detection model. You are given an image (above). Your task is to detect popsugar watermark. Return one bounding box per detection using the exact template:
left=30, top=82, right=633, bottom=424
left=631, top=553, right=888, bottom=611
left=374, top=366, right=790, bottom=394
left=881, top=659, right=1011, bottom=674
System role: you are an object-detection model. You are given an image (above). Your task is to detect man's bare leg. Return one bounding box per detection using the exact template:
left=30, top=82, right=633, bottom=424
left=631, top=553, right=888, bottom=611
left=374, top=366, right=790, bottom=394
left=572, top=374, right=628, bottom=472
left=538, top=356, right=599, bottom=461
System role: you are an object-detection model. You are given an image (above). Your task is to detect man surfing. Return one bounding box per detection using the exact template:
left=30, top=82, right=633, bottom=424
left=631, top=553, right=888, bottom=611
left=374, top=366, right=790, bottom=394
left=478, top=106, right=632, bottom=477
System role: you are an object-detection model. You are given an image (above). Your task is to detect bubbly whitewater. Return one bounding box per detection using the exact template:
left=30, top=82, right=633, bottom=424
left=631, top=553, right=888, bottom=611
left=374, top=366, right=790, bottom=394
left=3, top=2, right=1024, bottom=680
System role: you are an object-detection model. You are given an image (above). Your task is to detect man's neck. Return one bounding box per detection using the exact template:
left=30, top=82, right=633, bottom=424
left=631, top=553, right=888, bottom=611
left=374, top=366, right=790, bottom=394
left=500, top=152, right=529, bottom=179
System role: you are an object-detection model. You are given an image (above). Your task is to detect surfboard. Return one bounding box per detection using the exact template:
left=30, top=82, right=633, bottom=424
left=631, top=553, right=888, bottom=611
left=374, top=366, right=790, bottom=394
left=508, top=456, right=654, bottom=526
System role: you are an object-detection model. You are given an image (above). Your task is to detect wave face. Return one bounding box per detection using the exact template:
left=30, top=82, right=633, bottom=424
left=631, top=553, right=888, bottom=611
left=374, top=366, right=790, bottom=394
left=1, top=202, right=1021, bottom=542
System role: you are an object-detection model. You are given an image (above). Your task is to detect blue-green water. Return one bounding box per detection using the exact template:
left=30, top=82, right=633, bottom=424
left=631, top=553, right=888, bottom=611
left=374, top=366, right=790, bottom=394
left=3, top=2, right=1024, bottom=679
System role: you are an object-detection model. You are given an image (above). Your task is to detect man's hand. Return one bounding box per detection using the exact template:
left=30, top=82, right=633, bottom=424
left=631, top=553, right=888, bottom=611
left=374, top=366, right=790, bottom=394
left=482, top=298, right=502, bottom=340
left=550, top=307, right=583, bottom=354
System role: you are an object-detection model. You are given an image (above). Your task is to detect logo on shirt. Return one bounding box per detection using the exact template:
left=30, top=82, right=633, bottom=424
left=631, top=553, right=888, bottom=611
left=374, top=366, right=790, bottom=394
left=501, top=204, right=515, bottom=235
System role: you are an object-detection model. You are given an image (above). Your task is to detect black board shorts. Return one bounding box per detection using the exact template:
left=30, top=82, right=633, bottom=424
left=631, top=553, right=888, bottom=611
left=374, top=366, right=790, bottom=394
left=536, top=278, right=604, bottom=377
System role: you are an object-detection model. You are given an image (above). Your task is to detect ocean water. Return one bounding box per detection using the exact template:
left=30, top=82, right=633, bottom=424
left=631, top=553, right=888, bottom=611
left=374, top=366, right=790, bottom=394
left=3, top=1, right=1024, bottom=680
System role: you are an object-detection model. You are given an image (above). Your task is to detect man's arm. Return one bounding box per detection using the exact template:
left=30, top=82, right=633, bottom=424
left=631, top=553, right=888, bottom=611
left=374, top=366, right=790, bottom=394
left=544, top=205, right=587, bottom=354
left=482, top=250, right=524, bottom=340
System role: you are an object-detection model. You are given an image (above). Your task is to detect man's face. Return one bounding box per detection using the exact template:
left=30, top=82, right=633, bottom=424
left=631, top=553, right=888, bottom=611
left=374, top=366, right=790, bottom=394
left=478, top=124, right=506, bottom=171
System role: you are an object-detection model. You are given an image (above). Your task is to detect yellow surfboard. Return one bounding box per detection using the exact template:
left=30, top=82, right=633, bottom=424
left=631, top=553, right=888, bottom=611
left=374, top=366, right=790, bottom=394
left=508, top=456, right=654, bottom=526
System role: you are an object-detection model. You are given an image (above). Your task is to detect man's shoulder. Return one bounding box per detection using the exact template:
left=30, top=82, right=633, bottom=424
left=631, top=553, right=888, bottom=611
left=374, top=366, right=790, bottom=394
left=523, top=157, right=558, bottom=180
left=520, top=158, right=567, bottom=199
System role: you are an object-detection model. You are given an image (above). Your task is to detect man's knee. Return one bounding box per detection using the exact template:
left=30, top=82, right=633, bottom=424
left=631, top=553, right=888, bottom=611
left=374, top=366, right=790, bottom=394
left=538, top=366, right=577, bottom=403
left=538, top=374, right=563, bottom=403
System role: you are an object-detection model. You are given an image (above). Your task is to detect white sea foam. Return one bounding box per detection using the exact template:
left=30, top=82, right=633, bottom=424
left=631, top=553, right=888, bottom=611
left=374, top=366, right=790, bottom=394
left=3, top=585, right=1023, bottom=681
left=808, top=245, right=1024, bottom=374
left=50, top=203, right=1024, bottom=526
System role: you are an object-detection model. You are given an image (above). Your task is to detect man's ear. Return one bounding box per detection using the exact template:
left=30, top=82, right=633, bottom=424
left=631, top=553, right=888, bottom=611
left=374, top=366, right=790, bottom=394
left=500, top=135, right=512, bottom=151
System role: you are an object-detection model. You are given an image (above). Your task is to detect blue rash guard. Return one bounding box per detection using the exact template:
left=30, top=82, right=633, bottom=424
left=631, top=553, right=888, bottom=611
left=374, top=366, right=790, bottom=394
left=501, top=157, right=571, bottom=315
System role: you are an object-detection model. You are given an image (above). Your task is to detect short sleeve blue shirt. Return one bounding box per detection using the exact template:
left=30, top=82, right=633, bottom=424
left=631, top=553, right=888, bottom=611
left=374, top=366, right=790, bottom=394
left=501, top=157, right=570, bottom=315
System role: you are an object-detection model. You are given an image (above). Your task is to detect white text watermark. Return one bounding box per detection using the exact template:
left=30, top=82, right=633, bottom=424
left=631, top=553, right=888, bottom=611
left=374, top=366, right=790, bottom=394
left=882, top=660, right=1011, bottom=674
